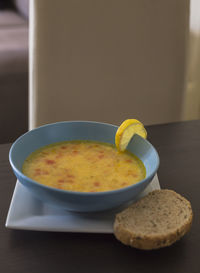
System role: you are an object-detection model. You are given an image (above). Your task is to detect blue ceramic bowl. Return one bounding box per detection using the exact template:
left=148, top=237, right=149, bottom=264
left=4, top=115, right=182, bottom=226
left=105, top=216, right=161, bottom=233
left=9, top=121, right=159, bottom=212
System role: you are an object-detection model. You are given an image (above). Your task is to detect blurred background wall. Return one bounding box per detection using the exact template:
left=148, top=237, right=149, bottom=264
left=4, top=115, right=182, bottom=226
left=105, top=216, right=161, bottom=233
left=183, top=0, right=200, bottom=120
left=0, top=0, right=28, bottom=143
left=0, top=0, right=200, bottom=143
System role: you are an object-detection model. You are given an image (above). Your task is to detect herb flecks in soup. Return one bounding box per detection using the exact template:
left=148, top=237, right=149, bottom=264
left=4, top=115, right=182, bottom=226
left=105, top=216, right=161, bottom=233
left=22, top=141, right=146, bottom=192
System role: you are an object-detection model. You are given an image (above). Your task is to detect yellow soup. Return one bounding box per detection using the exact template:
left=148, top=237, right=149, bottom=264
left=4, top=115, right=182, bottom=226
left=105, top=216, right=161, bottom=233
left=22, top=141, right=146, bottom=192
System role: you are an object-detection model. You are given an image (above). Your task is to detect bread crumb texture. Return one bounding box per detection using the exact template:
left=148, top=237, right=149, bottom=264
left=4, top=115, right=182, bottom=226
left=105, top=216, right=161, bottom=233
left=113, top=189, right=193, bottom=250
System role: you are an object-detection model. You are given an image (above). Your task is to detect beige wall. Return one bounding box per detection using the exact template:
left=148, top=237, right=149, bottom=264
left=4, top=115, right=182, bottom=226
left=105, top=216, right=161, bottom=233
left=29, top=0, right=189, bottom=129
left=183, top=0, right=200, bottom=120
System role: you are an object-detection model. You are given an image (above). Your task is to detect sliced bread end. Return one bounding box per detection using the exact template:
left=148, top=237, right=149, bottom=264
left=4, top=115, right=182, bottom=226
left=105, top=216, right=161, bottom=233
left=113, top=189, right=193, bottom=250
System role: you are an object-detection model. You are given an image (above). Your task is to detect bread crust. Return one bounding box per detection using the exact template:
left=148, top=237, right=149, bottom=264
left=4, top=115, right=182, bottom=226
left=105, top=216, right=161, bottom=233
left=113, top=190, right=193, bottom=250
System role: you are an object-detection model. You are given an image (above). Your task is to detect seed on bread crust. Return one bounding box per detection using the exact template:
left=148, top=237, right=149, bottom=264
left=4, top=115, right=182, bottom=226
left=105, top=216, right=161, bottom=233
left=113, top=189, right=193, bottom=250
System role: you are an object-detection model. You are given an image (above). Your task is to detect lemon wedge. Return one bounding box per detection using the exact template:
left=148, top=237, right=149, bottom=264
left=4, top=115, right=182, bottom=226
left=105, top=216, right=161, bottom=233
left=115, top=119, right=147, bottom=152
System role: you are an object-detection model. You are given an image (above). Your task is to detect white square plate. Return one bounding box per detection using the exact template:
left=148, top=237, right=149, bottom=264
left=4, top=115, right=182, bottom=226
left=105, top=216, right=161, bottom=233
left=6, top=175, right=160, bottom=233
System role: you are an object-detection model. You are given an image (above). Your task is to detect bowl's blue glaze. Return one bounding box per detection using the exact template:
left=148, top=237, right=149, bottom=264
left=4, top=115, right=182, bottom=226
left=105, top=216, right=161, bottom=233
left=9, top=121, right=159, bottom=212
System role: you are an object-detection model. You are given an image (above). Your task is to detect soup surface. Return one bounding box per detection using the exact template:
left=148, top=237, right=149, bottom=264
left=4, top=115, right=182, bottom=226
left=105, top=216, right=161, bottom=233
left=22, top=140, right=146, bottom=192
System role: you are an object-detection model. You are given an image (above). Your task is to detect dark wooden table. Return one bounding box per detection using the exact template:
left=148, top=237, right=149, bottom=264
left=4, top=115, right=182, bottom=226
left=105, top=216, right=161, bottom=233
left=1, top=120, right=200, bottom=273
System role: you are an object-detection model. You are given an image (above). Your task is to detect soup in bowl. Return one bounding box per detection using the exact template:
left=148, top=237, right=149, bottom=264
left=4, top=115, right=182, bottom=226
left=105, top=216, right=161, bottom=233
left=9, top=121, right=159, bottom=212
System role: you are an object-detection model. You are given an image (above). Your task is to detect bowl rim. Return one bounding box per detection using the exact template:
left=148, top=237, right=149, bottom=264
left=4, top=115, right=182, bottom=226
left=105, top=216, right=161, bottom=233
left=9, top=120, right=160, bottom=196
